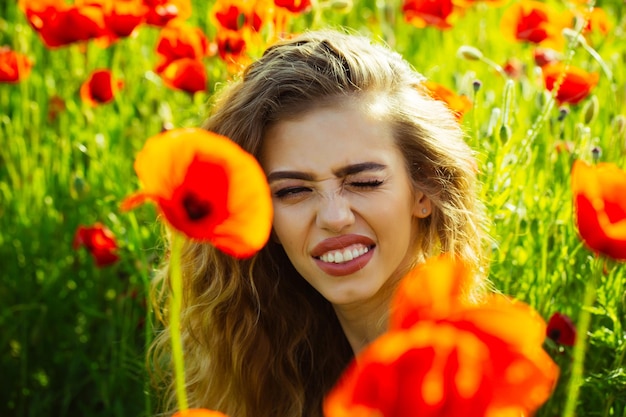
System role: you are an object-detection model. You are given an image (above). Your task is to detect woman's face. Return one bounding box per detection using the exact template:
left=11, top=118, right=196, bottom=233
left=259, top=101, right=430, bottom=308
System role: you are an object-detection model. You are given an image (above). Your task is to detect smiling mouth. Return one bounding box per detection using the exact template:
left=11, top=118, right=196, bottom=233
left=316, top=244, right=374, bottom=264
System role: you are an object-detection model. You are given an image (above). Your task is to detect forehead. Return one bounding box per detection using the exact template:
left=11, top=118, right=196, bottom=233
left=259, top=101, right=404, bottom=175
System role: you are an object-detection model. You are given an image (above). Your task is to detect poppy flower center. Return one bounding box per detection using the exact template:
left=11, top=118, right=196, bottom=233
left=182, top=192, right=212, bottom=221
left=548, top=328, right=561, bottom=341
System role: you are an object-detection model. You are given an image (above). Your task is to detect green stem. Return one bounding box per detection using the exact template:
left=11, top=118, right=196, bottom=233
left=169, top=232, right=189, bottom=411
left=562, top=256, right=600, bottom=417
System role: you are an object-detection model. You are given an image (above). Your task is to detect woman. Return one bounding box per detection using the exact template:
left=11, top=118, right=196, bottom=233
left=151, top=29, right=489, bottom=417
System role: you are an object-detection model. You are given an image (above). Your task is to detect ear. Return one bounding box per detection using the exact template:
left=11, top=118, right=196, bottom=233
left=412, top=190, right=432, bottom=218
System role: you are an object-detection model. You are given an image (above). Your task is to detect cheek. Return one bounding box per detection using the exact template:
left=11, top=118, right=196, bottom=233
left=271, top=209, right=304, bottom=252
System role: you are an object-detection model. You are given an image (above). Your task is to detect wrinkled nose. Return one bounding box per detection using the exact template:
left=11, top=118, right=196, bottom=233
left=315, top=193, right=355, bottom=233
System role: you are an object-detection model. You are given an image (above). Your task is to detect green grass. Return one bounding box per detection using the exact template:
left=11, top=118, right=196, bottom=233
left=1, top=0, right=625, bottom=416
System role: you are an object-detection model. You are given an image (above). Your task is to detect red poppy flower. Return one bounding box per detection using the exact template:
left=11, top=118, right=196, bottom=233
left=542, top=63, right=599, bottom=105
left=402, top=0, right=459, bottom=30
left=173, top=409, right=229, bottom=417
left=80, top=69, right=123, bottom=106
left=502, top=57, right=524, bottom=79
left=571, top=160, right=626, bottom=261
left=103, top=0, right=148, bottom=38
left=20, top=0, right=107, bottom=48
left=122, top=128, right=273, bottom=258
left=325, top=255, right=559, bottom=417
left=142, top=0, right=191, bottom=26
left=216, top=30, right=248, bottom=65
left=73, top=223, right=120, bottom=267
left=500, top=1, right=570, bottom=49
left=0, top=47, right=33, bottom=83
left=274, top=0, right=311, bottom=14
left=546, top=312, right=576, bottom=346
left=533, top=47, right=561, bottom=67
left=423, top=81, right=472, bottom=121
left=154, top=22, right=209, bottom=72
left=212, top=0, right=264, bottom=32
left=159, top=58, right=207, bottom=94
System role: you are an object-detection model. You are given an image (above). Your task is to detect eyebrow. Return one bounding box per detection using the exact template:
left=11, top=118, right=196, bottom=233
left=266, top=162, right=387, bottom=183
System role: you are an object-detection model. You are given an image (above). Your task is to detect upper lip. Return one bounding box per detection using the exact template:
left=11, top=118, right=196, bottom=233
left=310, top=234, right=376, bottom=258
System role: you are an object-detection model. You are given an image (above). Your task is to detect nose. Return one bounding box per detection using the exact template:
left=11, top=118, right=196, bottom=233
left=315, top=192, right=355, bottom=233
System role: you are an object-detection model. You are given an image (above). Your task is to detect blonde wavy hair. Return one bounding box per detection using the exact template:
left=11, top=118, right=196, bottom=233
left=150, top=29, right=489, bottom=417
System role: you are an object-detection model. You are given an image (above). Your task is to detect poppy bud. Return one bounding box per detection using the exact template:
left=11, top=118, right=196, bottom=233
left=591, top=145, right=602, bottom=162
left=330, top=0, right=352, bottom=13
left=500, top=124, right=511, bottom=143
left=472, top=80, right=482, bottom=93
left=582, top=95, right=599, bottom=125
left=457, top=45, right=483, bottom=61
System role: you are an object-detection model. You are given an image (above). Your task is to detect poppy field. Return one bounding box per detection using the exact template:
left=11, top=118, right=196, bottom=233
left=1, top=0, right=625, bottom=416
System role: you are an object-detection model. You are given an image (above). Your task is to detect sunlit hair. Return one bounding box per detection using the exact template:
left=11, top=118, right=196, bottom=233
left=150, top=29, right=489, bottom=417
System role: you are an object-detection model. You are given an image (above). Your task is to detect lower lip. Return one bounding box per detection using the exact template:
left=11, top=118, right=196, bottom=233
left=313, top=248, right=374, bottom=276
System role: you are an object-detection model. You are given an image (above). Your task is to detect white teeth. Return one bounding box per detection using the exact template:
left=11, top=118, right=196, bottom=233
left=319, top=245, right=369, bottom=264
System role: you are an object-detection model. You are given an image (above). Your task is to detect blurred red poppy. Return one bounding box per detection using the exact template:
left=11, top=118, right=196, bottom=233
left=212, top=0, right=264, bottom=32
left=500, top=1, right=570, bottom=49
left=122, top=128, right=273, bottom=258
left=173, top=409, right=229, bottom=417
left=325, top=255, right=559, bottom=417
left=73, top=223, right=120, bottom=267
left=402, top=0, right=459, bottom=30
left=274, top=0, right=311, bottom=14
left=542, top=63, right=599, bottom=105
left=502, top=57, right=524, bottom=79
left=533, top=47, right=560, bottom=67
left=159, top=58, right=207, bottom=94
left=546, top=312, right=576, bottom=346
left=103, top=0, right=148, bottom=38
left=142, top=0, right=191, bottom=26
left=80, top=69, right=123, bottom=106
left=423, top=81, right=472, bottom=121
left=0, top=47, right=33, bottom=83
left=571, top=160, right=626, bottom=261
left=155, top=22, right=209, bottom=72
left=216, top=30, right=248, bottom=65
left=20, top=0, right=107, bottom=48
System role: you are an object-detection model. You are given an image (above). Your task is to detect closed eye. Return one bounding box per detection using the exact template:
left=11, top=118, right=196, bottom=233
left=348, top=180, right=384, bottom=189
left=273, top=186, right=312, bottom=199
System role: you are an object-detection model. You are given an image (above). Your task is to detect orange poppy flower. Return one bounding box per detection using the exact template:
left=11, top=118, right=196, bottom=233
left=155, top=22, right=209, bottom=72
left=159, top=58, right=207, bottom=94
left=274, top=0, right=311, bottom=14
left=73, top=223, right=120, bottom=267
left=500, top=1, right=570, bottom=49
left=122, top=128, right=272, bottom=258
left=80, top=69, right=123, bottom=106
left=571, top=160, right=626, bottom=261
left=423, top=81, right=472, bottom=121
left=0, top=47, right=33, bottom=83
left=542, top=62, right=599, bottom=105
left=20, top=0, right=107, bottom=48
left=580, top=7, right=611, bottom=37
left=173, top=409, right=229, bottom=417
left=402, top=0, right=459, bottom=30
left=325, top=255, right=559, bottom=417
left=142, top=0, right=191, bottom=26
